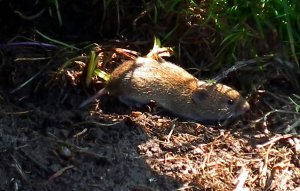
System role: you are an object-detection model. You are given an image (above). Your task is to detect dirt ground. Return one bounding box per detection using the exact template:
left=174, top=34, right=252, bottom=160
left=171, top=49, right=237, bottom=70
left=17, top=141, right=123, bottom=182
left=0, top=45, right=299, bottom=191
left=0, top=1, right=300, bottom=191
left=0, top=46, right=181, bottom=191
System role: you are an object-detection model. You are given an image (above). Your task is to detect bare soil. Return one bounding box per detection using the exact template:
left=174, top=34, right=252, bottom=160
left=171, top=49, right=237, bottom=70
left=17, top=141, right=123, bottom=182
left=0, top=1, right=299, bottom=191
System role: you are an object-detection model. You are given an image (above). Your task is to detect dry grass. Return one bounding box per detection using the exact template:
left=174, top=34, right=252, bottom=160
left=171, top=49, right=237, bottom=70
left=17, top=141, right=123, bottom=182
left=131, top=112, right=300, bottom=190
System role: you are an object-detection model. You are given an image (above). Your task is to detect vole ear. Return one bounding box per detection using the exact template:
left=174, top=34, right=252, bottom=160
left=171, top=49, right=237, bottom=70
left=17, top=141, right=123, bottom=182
left=192, top=87, right=209, bottom=104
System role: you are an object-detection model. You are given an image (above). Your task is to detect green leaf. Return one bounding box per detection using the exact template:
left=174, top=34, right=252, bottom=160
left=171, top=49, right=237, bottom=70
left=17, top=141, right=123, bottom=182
left=94, top=69, right=110, bottom=82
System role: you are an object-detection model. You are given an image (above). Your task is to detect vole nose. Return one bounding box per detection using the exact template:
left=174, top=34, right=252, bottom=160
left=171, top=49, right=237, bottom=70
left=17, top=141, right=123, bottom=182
left=242, top=101, right=250, bottom=112
left=234, top=101, right=250, bottom=117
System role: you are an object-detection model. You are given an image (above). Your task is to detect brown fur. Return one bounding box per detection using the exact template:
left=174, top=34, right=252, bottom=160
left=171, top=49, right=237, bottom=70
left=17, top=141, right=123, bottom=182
left=103, top=57, right=250, bottom=121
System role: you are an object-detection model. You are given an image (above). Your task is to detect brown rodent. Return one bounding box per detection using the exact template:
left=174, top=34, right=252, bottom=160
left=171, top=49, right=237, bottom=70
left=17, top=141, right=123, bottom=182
left=81, top=57, right=250, bottom=121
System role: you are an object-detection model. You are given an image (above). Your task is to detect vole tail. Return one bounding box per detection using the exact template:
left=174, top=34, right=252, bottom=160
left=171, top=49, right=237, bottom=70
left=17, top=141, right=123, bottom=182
left=79, top=88, right=107, bottom=108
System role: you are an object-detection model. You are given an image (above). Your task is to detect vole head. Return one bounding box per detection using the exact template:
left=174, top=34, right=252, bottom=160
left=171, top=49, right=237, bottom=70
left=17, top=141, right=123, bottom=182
left=190, top=82, right=250, bottom=121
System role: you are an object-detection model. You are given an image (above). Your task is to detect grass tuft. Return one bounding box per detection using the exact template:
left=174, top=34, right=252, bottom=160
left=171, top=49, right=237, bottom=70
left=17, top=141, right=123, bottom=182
left=202, top=0, right=300, bottom=66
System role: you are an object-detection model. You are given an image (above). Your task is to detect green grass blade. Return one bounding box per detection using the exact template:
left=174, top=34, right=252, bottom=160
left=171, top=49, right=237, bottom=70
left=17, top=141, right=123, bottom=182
left=86, top=51, right=98, bottom=87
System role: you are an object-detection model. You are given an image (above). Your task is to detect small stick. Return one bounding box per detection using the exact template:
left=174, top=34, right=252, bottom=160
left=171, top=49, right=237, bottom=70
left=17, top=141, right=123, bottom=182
left=234, top=168, right=249, bottom=191
left=256, top=134, right=295, bottom=148
left=166, top=121, right=177, bottom=142
left=48, top=165, right=75, bottom=181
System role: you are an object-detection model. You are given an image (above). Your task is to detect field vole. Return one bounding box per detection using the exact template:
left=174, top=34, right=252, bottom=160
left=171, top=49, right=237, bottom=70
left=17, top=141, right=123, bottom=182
left=81, top=57, right=250, bottom=121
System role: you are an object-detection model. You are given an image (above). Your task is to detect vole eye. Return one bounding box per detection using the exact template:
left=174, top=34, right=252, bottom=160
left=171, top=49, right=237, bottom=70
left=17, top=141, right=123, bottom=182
left=227, top=99, right=234, bottom=105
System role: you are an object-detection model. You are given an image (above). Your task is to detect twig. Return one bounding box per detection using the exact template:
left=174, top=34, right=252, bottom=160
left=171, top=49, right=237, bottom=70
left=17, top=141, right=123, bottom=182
left=234, top=167, right=249, bottom=191
left=260, top=143, right=273, bottom=187
left=166, top=121, right=177, bottom=142
left=284, top=119, right=300, bottom=134
left=48, top=165, right=74, bottom=181
left=47, top=132, right=110, bottom=161
left=14, top=57, right=51, bottom=62
left=73, top=128, right=88, bottom=138
left=214, top=59, right=256, bottom=82
left=287, top=137, right=300, bottom=152
left=256, top=134, right=295, bottom=148
left=11, top=155, right=28, bottom=181
left=73, top=120, right=121, bottom=127
left=259, top=90, right=291, bottom=105
left=252, top=109, right=300, bottom=124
